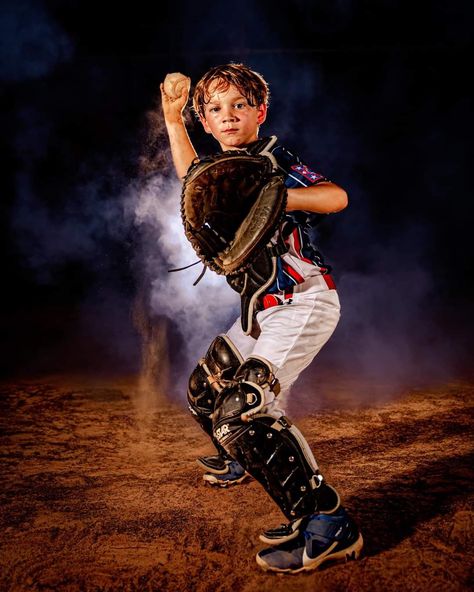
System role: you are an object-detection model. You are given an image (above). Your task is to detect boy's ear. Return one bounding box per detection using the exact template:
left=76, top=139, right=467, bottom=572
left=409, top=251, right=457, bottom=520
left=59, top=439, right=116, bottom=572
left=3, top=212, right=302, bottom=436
left=257, top=103, right=267, bottom=125
left=199, top=114, right=213, bottom=134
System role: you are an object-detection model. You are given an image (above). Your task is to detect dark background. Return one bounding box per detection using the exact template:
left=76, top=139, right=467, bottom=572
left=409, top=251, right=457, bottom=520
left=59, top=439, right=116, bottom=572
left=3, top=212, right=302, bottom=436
left=1, top=1, right=472, bottom=390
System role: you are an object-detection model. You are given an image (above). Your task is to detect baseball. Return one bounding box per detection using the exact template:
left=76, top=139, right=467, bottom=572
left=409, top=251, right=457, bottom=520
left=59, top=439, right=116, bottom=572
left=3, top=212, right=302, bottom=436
left=163, top=72, right=190, bottom=99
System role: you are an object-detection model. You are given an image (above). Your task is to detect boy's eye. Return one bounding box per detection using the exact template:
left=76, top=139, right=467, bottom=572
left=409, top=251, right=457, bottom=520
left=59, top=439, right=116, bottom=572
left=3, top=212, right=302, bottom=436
left=209, top=106, right=220, bottom=113
left=234, top=102, right=246, bottom=109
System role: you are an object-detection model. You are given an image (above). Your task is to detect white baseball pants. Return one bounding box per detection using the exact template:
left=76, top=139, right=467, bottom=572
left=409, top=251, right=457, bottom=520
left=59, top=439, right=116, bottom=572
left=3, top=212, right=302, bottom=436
left=226, top=286, right=341, bottom=418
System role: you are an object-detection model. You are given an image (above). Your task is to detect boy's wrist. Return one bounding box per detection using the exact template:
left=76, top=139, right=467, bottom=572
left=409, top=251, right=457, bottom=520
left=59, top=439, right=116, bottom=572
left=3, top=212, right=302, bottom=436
left=165, top=116, right=187, bottom=129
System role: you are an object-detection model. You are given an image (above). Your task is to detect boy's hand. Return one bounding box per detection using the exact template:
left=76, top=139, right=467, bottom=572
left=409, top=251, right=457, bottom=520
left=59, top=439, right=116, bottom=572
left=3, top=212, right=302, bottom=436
left=160, top=72, right=191, bottom=125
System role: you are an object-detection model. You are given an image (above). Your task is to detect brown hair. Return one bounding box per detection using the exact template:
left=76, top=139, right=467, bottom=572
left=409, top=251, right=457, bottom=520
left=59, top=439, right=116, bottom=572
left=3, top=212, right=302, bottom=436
left=192, top=63, right=270, bottom=119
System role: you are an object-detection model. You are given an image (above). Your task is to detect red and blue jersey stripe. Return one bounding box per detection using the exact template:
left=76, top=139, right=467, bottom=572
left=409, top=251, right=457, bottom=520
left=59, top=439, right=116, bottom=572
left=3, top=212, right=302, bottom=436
left=259, top=139, right=333, bottom=293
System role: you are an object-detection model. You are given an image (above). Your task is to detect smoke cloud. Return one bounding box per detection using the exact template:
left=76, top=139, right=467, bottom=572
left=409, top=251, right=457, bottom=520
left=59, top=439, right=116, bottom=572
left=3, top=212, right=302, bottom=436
left=12, top=170, right=128, bottom=283
left=126, top=173, right=240, bottom=370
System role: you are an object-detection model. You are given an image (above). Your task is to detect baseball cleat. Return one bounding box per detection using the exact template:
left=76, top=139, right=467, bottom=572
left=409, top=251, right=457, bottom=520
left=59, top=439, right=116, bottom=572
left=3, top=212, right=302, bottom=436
left=196, top=454, right=230, bottom=474
left=259, top=517, right=305, bottom=545
left=202, top=459, right=249, bottom=487
left=256, top=507, right=363, bottom=573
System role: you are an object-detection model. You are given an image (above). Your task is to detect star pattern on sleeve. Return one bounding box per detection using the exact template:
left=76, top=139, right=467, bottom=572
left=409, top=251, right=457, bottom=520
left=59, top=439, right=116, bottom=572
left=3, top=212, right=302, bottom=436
left=290, top=164, right=325, bottom=183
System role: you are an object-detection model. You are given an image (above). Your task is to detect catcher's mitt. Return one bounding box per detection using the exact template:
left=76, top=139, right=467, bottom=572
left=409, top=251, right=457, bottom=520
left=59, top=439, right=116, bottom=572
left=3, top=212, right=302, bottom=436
left=180, top=150, right=287, bottom=276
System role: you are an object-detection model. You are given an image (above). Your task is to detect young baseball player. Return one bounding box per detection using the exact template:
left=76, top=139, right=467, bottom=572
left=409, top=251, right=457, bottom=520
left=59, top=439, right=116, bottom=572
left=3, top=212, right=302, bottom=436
left=160, top=63, right=363, bottom=573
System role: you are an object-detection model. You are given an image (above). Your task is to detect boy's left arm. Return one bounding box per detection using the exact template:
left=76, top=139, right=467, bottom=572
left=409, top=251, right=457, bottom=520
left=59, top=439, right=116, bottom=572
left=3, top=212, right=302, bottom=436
left=286, top=182, right=348, bottom=214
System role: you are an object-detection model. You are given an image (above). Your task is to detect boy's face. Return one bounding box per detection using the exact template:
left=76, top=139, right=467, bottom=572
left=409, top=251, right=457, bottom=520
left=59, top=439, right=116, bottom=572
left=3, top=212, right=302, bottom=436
left=199, top=81, right=267, bottom=151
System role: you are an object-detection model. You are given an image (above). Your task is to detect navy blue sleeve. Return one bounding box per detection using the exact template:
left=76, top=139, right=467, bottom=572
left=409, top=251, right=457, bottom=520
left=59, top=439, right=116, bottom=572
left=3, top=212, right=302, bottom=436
left=271, top=144, right=328, bottom=226
left=270, top=145, right=330, bottom=189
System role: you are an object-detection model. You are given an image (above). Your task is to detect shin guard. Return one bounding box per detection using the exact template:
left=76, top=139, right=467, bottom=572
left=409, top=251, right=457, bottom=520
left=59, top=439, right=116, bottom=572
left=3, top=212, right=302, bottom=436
left=212, top=357, right=339, bottom=519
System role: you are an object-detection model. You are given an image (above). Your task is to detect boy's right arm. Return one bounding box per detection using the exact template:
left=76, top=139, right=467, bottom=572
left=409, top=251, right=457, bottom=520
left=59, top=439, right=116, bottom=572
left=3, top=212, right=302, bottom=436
left=160, top=76, right=198, bottom=179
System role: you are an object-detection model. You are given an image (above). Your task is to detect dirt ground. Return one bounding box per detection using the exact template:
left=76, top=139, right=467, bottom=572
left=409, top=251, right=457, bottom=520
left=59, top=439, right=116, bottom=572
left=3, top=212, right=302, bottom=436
left=0, top=374, right=473, bottom=592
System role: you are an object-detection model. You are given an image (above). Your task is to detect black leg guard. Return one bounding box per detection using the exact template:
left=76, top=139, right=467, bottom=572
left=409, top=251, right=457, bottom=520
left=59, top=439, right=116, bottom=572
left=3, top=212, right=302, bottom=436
left=187, top=334, right=243, bottom=458
left=212, top=357, right=340, bottom=520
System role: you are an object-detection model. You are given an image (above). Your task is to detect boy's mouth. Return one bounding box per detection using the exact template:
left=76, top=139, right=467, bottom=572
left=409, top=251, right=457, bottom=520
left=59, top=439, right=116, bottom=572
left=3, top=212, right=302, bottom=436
left=223, top=128, right=238, bottom=133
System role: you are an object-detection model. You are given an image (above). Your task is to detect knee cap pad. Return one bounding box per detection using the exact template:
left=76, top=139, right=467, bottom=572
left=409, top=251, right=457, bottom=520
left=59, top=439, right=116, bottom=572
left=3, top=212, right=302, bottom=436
left=235, top=356, right=280, bottom=396
left=212, top=356, right=280, bottom=442
left=187, top=334, right=243, bottom=421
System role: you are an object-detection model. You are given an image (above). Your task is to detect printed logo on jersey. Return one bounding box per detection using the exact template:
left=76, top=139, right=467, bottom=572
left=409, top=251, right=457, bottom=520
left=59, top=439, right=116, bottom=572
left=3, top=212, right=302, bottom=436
left=290, top=164, right=325, bottom=183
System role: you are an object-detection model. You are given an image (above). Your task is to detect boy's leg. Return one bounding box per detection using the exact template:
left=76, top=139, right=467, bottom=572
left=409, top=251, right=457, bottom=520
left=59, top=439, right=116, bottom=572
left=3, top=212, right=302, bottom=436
left=211, top=288, right=363, bottom=572
left=215, top=290, right=340, bottom=500
left=208, top=288, right=341, bottom=480
left=188, top=331, right=255, bottom=486
left=253, top=289, right=342, bottom=406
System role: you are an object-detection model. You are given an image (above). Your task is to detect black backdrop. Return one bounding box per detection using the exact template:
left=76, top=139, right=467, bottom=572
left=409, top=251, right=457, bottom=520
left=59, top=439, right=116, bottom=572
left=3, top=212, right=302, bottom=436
left=1, top=0, right=472, bottom=385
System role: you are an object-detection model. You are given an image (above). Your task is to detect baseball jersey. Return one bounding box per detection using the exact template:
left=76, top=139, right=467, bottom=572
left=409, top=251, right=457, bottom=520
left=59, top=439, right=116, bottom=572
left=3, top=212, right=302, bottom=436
left=247, top=136, right=334, bottom=296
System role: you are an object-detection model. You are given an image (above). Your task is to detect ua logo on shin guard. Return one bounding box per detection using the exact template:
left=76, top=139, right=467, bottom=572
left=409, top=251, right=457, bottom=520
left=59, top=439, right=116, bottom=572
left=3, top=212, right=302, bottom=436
left=214, top=424, right=230, bottom=443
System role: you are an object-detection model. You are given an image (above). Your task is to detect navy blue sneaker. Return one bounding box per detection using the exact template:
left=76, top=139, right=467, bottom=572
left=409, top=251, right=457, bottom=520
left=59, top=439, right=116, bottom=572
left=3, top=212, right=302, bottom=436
left=196, top=454, right=229, bottom=474
left=202, top=459, right=249, bottom=487
left=256, top=508, right=363, bottom=573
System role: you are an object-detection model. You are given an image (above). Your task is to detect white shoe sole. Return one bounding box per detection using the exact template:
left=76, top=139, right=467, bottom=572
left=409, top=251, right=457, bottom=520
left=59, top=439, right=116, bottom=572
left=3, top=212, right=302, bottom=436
left=202, top=472, right=249, bottom=487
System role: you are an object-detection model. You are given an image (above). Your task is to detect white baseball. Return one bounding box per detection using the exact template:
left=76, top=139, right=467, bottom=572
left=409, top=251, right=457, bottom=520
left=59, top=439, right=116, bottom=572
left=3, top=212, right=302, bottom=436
left=163, top=72, right=190, bottom=99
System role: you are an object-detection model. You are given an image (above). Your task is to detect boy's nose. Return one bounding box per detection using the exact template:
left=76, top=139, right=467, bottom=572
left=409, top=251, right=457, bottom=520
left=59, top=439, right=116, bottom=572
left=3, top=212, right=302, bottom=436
left=222, top=107, right=238, bottom=122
